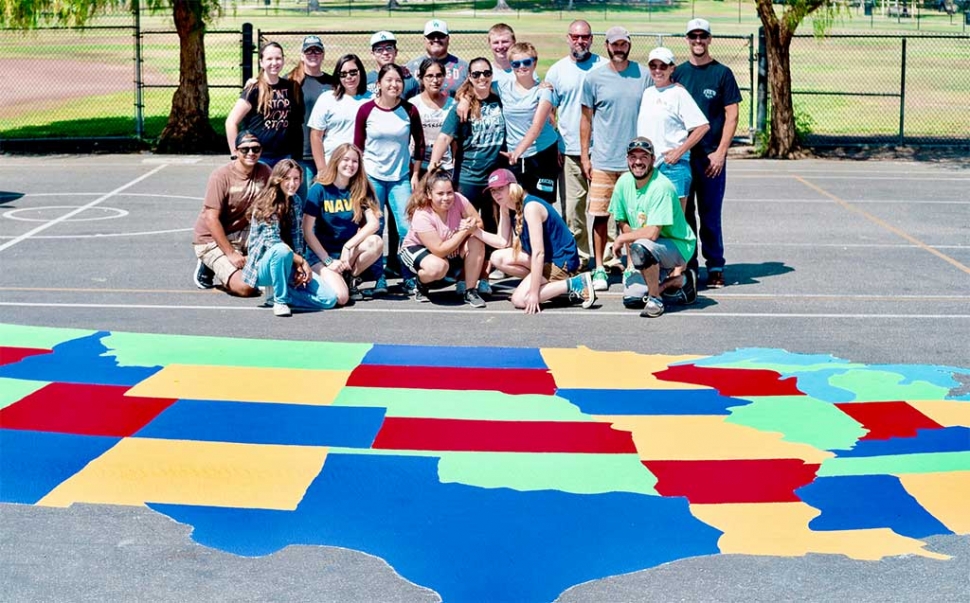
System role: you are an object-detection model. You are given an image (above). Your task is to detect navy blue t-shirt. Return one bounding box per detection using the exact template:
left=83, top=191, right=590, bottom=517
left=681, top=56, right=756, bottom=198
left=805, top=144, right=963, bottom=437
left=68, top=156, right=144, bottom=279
left=519, top=195, right=580, bottom=272
left=672, top=61, right=742, bottom=155
left=304, top=182, right=364, bottom=256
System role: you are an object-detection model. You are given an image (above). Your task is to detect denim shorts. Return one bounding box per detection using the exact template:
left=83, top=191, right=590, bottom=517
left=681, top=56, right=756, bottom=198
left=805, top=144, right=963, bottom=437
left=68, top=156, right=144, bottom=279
left=658, top=159, right=692, bottom=199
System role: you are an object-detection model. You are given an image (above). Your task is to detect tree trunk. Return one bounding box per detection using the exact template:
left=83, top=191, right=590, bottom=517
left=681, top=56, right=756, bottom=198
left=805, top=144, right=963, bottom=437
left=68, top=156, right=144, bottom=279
left=763, top=26, right=797, bottom=158
left=387, top=0, right=401, bottom=9
left=494, top=0, right=512, bottom=11
left=157, top=0, right=221, bottom=153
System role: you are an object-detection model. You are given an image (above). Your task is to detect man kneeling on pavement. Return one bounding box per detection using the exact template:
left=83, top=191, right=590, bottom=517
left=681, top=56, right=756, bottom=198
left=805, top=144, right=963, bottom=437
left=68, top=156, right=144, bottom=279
left=609, top=136, right=697, bottom=318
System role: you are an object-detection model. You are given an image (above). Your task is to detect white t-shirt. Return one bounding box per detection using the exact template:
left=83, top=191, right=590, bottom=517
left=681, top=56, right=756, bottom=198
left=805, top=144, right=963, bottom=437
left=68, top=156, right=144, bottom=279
left=409, top=94, right=456, bottom=171
left=636, top=84, right=709, bottom=165
left=307, top=91, right=370, bottom=162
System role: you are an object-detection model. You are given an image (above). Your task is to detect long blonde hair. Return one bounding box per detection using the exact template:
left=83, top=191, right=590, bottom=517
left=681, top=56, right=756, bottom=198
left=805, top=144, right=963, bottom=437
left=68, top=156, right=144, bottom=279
left=406, top=166, right=454, bottom=221
left=314, top=143, right=380, bottom=223
left=506, top=182, right=527, bottom=256
left=251, top=159, right=301, bottom=246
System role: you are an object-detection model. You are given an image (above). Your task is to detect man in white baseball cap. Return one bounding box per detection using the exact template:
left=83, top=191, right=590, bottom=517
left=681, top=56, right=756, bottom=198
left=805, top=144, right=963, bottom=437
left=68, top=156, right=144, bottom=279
left=367, top=30, right=418, bottom=100
left=406, top=19, right=468, bottom=97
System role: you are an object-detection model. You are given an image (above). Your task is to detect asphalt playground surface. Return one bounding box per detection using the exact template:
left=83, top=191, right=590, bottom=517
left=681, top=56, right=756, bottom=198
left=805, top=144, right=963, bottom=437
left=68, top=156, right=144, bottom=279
left=1, top=153, right=968, bottom=601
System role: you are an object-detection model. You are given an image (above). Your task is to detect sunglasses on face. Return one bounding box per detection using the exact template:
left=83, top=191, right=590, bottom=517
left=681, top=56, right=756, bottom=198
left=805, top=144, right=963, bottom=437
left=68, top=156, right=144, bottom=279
left=237, top=145, right=262, bottom=155
left=470, top=70, right=493, bottom=79
left=426, top=34, right=447, bottom=41
left=509, top=57, right=535, bottom=69
left=687, top=32, right=711, bottom=41
left=568, top=34, right=592, bottom=41
left=423, top=73, right=445, bottom=80
left=372, top=45, right=395, bottom=54
left=338, top=69, right=359, bottom=79
left=648, top=63, right=670, bottom=71
left=304, top=48, right=323, bottom=55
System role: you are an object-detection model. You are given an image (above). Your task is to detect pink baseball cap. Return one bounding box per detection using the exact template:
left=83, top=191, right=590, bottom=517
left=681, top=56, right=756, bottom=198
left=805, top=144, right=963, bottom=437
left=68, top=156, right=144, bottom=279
left=484, top=168, right=518, bottom=192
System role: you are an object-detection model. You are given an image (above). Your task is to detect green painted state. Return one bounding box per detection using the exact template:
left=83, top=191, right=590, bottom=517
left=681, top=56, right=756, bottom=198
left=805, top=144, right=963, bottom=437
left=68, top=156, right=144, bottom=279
left=102, top=332, right=371, bottom=371
left=328, top=449, right=659, bottom=495
left=0, top=377, right=49, bottom=410
left=726, top=395, right=866, bottom=451
left=829, top=369, right=950, bottom=402
left=817, top=451, right=970, bottom=477
left=0, top=323, right=95, bottom=349
left=333, top=387, right=591, bottom=422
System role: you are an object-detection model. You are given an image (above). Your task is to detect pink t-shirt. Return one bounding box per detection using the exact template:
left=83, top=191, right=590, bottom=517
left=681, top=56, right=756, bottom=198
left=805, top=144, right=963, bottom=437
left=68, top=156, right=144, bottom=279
left=403, top=193, right=474, bottom=257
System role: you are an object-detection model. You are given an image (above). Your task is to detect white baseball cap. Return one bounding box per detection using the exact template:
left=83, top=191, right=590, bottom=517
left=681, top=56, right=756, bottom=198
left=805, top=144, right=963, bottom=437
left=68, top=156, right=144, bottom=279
left=424, top=19, right=449, bottom=37
left=686, top=18, right=712, bottom=35
left=370, top=31, right=396, bottom=47
left=648, top=47, right=676, bottom=65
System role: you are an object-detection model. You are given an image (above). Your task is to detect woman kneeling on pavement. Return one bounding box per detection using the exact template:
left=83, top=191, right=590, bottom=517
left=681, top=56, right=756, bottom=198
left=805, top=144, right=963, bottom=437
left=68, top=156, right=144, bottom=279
left=303, top=143, right=384, bottom=302
left=400, top=166, right=488, bottom=307
left=243, top=159, right=341, bottom=316
left=475, top=169, right=596, bottom=314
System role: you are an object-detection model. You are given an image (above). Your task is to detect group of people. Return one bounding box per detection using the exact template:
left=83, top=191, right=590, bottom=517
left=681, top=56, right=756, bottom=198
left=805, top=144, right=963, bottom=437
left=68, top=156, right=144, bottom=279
left=192, top=17, right=741, bottom=318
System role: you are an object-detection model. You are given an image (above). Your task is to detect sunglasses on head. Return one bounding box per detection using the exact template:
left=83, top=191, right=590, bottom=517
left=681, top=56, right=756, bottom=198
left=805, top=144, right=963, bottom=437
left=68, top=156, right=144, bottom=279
left=509, top=57, right=535, bottom=69
left=687, top=32, right=711, bottom=40
left=470, top=70, right=493, bottom=79
left=338, top=68, right=359, bottom=79
left=627, top=141, right=653, bottom=155
left=237, top=145, right=262, bottom=155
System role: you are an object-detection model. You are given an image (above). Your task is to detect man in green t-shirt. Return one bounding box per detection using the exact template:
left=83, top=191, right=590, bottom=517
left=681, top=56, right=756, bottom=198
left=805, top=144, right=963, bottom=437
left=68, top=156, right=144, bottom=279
left=608, top=137, right=697, bottom=318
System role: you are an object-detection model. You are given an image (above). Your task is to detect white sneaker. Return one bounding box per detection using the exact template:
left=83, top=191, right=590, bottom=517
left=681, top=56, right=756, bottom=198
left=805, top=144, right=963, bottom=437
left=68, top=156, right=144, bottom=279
left=273, top=302, right=291, bottom=317
left=591, top=268, right=609, bottom=292
left=489, top=268, right=506, bottom=280
left=260, top=286, right=274, bottom=308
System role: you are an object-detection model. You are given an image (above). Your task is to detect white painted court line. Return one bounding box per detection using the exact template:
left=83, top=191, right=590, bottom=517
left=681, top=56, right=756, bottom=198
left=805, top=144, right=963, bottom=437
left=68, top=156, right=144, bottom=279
left=0, top=164, right=169, bottom=253
left=729, top=243, right=969, bottom=249
left=15, top=192, right=202, bottom=201
left=727, top=198, right=969, bottom=205
left=0, top=228, right=193, bottom=239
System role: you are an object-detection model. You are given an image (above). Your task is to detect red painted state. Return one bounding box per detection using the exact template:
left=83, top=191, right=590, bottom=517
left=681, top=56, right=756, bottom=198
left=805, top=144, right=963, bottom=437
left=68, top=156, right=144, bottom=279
left=834, top=401, right=944, bottom=441
left=643, top=458, right=821, bottom=504
left=0, top=382, right=176, bottom=437
left=0, top=346, right=52, bottom=367
left=372, top=417, right=638, bottom=453
left=653, top=364, right=804, bottom=396
left=347, top=364, right=557, bottom=396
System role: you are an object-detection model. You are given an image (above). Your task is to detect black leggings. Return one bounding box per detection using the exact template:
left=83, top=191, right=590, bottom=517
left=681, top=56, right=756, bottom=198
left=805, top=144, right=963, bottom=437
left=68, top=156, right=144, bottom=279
left=510, top=141, right=559, bottom=205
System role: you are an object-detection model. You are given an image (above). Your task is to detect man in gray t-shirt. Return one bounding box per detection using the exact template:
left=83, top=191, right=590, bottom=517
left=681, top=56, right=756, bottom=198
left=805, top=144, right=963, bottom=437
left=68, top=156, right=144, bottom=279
left=580, top=26, right=651, bottom=291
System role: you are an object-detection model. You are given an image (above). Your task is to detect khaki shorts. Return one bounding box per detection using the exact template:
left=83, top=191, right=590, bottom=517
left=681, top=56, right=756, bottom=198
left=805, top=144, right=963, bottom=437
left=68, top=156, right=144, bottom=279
left=588, top=169, right=623, bottom=217
left=194, top=232, right=247, bottom=286
left=543, top=262, right=576, bottom=282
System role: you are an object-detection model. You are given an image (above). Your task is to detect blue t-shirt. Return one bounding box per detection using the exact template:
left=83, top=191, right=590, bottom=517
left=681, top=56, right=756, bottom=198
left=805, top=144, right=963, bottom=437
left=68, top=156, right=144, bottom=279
left=519, top=195, right=580, bottom=272
left=304, top=182, right=363, bottom=257
left=494, top=78, right=558, bottom=158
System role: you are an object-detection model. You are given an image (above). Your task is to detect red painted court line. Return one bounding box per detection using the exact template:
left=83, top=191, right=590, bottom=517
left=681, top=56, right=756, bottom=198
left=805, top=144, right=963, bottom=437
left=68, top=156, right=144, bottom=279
left=0, top=346, right=52, bottom=367
left=372, top=417, right=638, bottom=453
left=653, top=364, right=803, bottom=397
left=834, top=401, right=944, bottom=441
left=346, top=364, right=557, bottom=395
left=644, top=458, right=821, bottom=504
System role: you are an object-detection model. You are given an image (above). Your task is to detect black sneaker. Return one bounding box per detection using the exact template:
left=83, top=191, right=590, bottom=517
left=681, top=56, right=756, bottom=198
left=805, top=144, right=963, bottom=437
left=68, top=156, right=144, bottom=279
left=706, top=270, right=725, bottom=289
left=194, top=260, right=215, bottom=289
left=682, top=269, right=697, bottom=304
left=348, top=277, right=364, bottom=302
left=414, top=284, right=431, bottom=303
left=464, top=288, right=486, bottom=308
left=629, top=243, right=658, bottom=270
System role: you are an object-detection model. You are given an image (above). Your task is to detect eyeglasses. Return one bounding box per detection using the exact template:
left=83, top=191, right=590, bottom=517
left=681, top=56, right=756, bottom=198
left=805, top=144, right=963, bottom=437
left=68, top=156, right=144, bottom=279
left=426, top=34, right=448, bottom=41
left=687, top=32, right=711, bottom=41
left=568, top=34, right=592, bottom=41
left=648, top=62, right=670, bottom=71
left=470, top=70, right=493, bottom=79
left=372, top=44, right=396, bottom=54
left=423, top=73, right=444, bottom=80
left=303, top=48, right=323, bottom=55
left=509, top=58, right=535, bottom=69
left=338, top=69, right=359, bottom=79
left=237, top=145, right=262, bottom=155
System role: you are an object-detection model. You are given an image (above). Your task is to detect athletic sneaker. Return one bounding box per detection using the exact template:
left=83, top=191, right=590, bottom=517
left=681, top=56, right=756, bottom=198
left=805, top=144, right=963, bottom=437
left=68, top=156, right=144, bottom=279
left=591, top=267, right=609, bottom=292
left=640, top=296, right=664, bottom=318
left=464, top=289, right=486, bottom=308
left=681, top=269, right=698, bottom=304
left=567, top=272, right=596, bottom=309
left=402, top=277, right=417, bottom=295
left=477, top=279, right=492, bottom=296
left=489, top=268, right=506, bottom=280
left=629, top=243, right=658, bottom=270
left=259, top=286, right=274, bottom=308
left=707, top=270, right=725, bottom=289
left=348, top=277, right=364, bottom=302
left=622, top=269, right=648, bottom=309
left=194, top=260, right=215, bottom=289
left=455, top=281, right=466, bottom=296
left=273, top=302, right=292, bottom=317
left=414, top=284, right=431, bottom=303
left=373, top=275, right=389, bottom=296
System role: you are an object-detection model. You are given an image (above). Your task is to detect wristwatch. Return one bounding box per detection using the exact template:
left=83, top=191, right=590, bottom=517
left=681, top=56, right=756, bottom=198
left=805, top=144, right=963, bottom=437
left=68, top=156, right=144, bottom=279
left=322, top=256, right=334, bottom=267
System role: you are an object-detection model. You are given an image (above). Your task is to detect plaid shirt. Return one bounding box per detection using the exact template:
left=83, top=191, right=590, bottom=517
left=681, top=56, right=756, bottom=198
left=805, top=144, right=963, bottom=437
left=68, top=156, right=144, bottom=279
left=241, top=199, right=306, bottom=288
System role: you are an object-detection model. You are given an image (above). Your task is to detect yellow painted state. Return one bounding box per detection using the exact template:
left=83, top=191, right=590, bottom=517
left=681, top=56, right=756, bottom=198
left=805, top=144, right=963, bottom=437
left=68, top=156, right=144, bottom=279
left=541, top=347, right=706, bottom=390
left=125, top=364, right=349, bottom=405
left=596, top=415, right=834, bottom=463
left=897, top=471, right=970, bottom=535
left=38, top=438, right=328, bottom=510
left=908, top=401, right=970, bottom=427
left=690, top=501, right=949, bottom=560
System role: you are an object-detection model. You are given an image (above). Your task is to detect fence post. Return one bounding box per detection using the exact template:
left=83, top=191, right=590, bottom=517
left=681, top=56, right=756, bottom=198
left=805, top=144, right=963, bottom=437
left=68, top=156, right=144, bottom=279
left=899, top=37, right=906, bottom=146
left=133, top=0, right=144, bottom=140
left=242, top=23, right=254, bottom=88
left=757, top=27, right=767, bottom=136
left=748, top=33, right=755, bottom=140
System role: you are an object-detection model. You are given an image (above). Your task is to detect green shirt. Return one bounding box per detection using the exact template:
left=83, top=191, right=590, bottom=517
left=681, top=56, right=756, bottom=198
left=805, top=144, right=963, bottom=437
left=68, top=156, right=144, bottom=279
left=608, top=170, right=696, bottom=262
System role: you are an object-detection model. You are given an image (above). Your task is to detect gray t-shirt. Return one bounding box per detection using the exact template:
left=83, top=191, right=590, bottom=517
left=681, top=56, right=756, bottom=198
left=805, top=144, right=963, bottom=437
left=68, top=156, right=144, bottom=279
left=581, top=61, right=651, bottom=171
left=545, top=53, right=605, bottom=155
left=300, top=74, right=335, bottom=161
left=405, top=53, right=468, bottom=98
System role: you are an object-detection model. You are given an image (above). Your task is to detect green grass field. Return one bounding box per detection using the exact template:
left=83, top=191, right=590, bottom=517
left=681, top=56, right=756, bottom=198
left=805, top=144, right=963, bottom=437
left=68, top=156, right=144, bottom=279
left=1, top=0, right=967, bottom=143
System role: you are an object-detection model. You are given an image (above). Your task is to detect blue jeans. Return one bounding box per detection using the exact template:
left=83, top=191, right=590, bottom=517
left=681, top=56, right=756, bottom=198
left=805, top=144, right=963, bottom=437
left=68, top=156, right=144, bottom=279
left=368, top=175, right=413, bottom=279
left=256, top=243, right=337, bottom=309
left=686, top=153, right=727, bottom=272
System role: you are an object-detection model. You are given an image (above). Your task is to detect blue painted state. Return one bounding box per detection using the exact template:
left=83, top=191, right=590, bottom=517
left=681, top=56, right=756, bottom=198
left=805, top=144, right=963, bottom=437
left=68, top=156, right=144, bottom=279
left=361, top=343, right=548, bottom=369
left=135, top=399, right=386, bottom=447
left=689, top=348, right=855, bottom=369
left=0, top=428, right=120, bottom=504
left=150, top=453, right=722, bottom=603
left=0, top=332, right=159, bottom=386
left=556, top=388, right=750, bottom=415
left=797, top=475, right=953, bottom=540
left=833, top=427, right=970, bottom=458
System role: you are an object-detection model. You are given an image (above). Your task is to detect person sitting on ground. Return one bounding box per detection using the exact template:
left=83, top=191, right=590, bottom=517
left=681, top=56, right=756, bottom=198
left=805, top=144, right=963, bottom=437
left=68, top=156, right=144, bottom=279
left=400, top=166, right=488, bottom=307
left=303, top=143, right=384, bottom=302
left=474, top=169, right=596, bottom=314
left=243, top=159, right=342, bottom=316
left=609, top=137, right=697, bottom=319
left=192, top=131, right=271, bottom=295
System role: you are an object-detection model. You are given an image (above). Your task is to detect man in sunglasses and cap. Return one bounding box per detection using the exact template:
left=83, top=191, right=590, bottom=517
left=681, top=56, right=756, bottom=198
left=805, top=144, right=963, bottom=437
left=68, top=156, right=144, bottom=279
left=367, top=30, right=419, bottom=101
left=609, top=137, right=697, bottom=318
left=406, top=19, right=468, bottom=97
left=672, top=18, right=742, bottom=290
